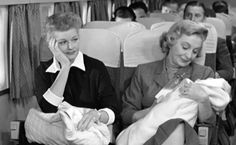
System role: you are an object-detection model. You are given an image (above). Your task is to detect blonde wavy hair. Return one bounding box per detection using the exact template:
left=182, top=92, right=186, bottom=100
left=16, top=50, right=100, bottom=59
left=159, top=20, right=208, bottom=57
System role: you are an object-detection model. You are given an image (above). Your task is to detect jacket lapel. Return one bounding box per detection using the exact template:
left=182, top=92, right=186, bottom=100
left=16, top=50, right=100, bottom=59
left=153, top=60, right=169, bottom=88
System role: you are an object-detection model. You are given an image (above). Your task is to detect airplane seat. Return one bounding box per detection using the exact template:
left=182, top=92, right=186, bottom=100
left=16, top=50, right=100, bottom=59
left=108, top=21, right=146, bottom=48
left=136, top=17, right=164, bottom=29
left=121, top=29, right=166, bottom=93
left=200, top=22, right=218, bottom=72
left=83, top=21, right=123, bottom=29
left=149, top=12, right=181, bottom=22
left=79, top=28, right=123, bottom=143
left=205, top=17, right=226, bottom=39
left=216, top=13, right=233, bottom=36
left=215, top=13, right=235, bottom=63
left=79, top=28, right=121, bottom=68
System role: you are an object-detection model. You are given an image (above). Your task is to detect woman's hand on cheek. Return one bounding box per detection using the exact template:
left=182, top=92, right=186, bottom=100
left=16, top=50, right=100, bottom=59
left=179, top=83, right=209, bottom=103
left=48, top=38, right=70, bottom=67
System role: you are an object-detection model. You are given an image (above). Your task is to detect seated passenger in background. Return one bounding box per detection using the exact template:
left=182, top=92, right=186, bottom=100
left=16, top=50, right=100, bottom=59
left=112, top=6, right=136, bottom=22
left=212, top=0, right=229, bottom=14
left=35, top=12, right=119, bottom=133
left=129, top=1, right=149, bottom=18
left=183, top=0, right=233, bottom=81
left=160, top=0, right=179, bottom=14
left=119, top=20, right=226, bottom=145
left=212, top=0, right=234, bottom=56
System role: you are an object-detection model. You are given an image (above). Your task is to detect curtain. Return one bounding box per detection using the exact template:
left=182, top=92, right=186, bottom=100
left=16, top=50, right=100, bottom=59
left=146, top=0, right=162, bottom=12
left=115, top=0, right=162, bottom=12
left=54, top=2, right=81, bottom=17
left=131, top=0, right=144, bottom=3
left=113, top=0, right=128, bottom=9
left=89, top=0, right=109, bottom=21
left=9, top=4, right=40, bottom=102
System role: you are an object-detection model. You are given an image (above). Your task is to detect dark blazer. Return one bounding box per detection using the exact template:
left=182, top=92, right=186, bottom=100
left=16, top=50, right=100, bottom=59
left=205, top=38, right=233, bottom=81
left=216, top=38, right=233, bottom=81
left=121, top=59, right=215, bottom=126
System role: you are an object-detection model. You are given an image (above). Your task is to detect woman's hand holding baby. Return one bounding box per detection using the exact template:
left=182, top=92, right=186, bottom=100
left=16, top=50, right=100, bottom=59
left=179, top=82, right=209, bottom=103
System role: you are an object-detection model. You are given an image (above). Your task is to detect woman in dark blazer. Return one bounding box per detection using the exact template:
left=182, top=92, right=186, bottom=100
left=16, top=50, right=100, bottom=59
left=120, top=20, right=215, bottom=145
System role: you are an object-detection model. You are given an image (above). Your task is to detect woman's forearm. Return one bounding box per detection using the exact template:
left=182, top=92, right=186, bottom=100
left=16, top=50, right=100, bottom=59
left=50, top=65, right=70, bottom=98
left=198, top=98, right=214, bottom=122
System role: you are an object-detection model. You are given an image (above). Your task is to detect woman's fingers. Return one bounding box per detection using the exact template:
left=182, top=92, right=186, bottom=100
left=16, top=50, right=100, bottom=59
left=77, top=109, right=100, bottom=131
left=47, top=37, right=70, bottom=66
left=48, top=38, right=56, bottom=51
left=77, top=115, right=93, bottom=131
left=179, top=80, right=192, bottom=95
left=179, top=83, right=208, bottom=103
left=49, top=38, right=59, bottom=55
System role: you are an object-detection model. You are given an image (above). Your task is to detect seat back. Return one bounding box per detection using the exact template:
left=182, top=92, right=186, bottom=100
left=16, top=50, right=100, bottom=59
left=107, top=22, right=146, bottom=97
left=79, top=28, right=121, bottom=67
left=121, top=29, right=166, bottom=93
left=123, top=29, right=165, bottom=67
left=199, top=23, right=218, bottom=71
left=205, top=17, right=226, bottom=39
left=79, top=29, right=122, bottom=105
left=136, top=17, right=164, bottom=29
left=83, top=21, right=123, bottom=29
left=149, top=12, right=181, bottom=22
left=216, top=13, right=233, bottom=36
left=120, top=21, right=170, bottom=93
left=108, top=22, right=146, bottom=52
left=150, top=21, right=174, bottom=32
left=79, top=28, right=124, bottom=143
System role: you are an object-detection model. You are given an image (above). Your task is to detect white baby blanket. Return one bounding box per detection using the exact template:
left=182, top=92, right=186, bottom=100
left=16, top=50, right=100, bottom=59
left=116, top=78, right=231, bottom=145
left=25, top=102, right=110, bottom=145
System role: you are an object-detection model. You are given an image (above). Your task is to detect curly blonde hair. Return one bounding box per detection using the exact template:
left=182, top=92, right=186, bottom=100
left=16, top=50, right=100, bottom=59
left=159, top=20, right=208, bottom=57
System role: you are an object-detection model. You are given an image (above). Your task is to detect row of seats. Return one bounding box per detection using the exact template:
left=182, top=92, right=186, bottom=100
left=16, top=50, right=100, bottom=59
left=82, top=21, right=218, bottom=65
left=149, top=12, right=231, bottom=39
left=79, top=21, right=217, bottom=101
left=84, top=17, right=227, bottom=39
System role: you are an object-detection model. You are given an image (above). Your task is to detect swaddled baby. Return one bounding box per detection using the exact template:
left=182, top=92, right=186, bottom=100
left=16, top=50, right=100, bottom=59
left=154, top=77, right=231, bottom=126
left=25, top=102, right=110, bottom=145
left=116, top=78, right=231, bottom=145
